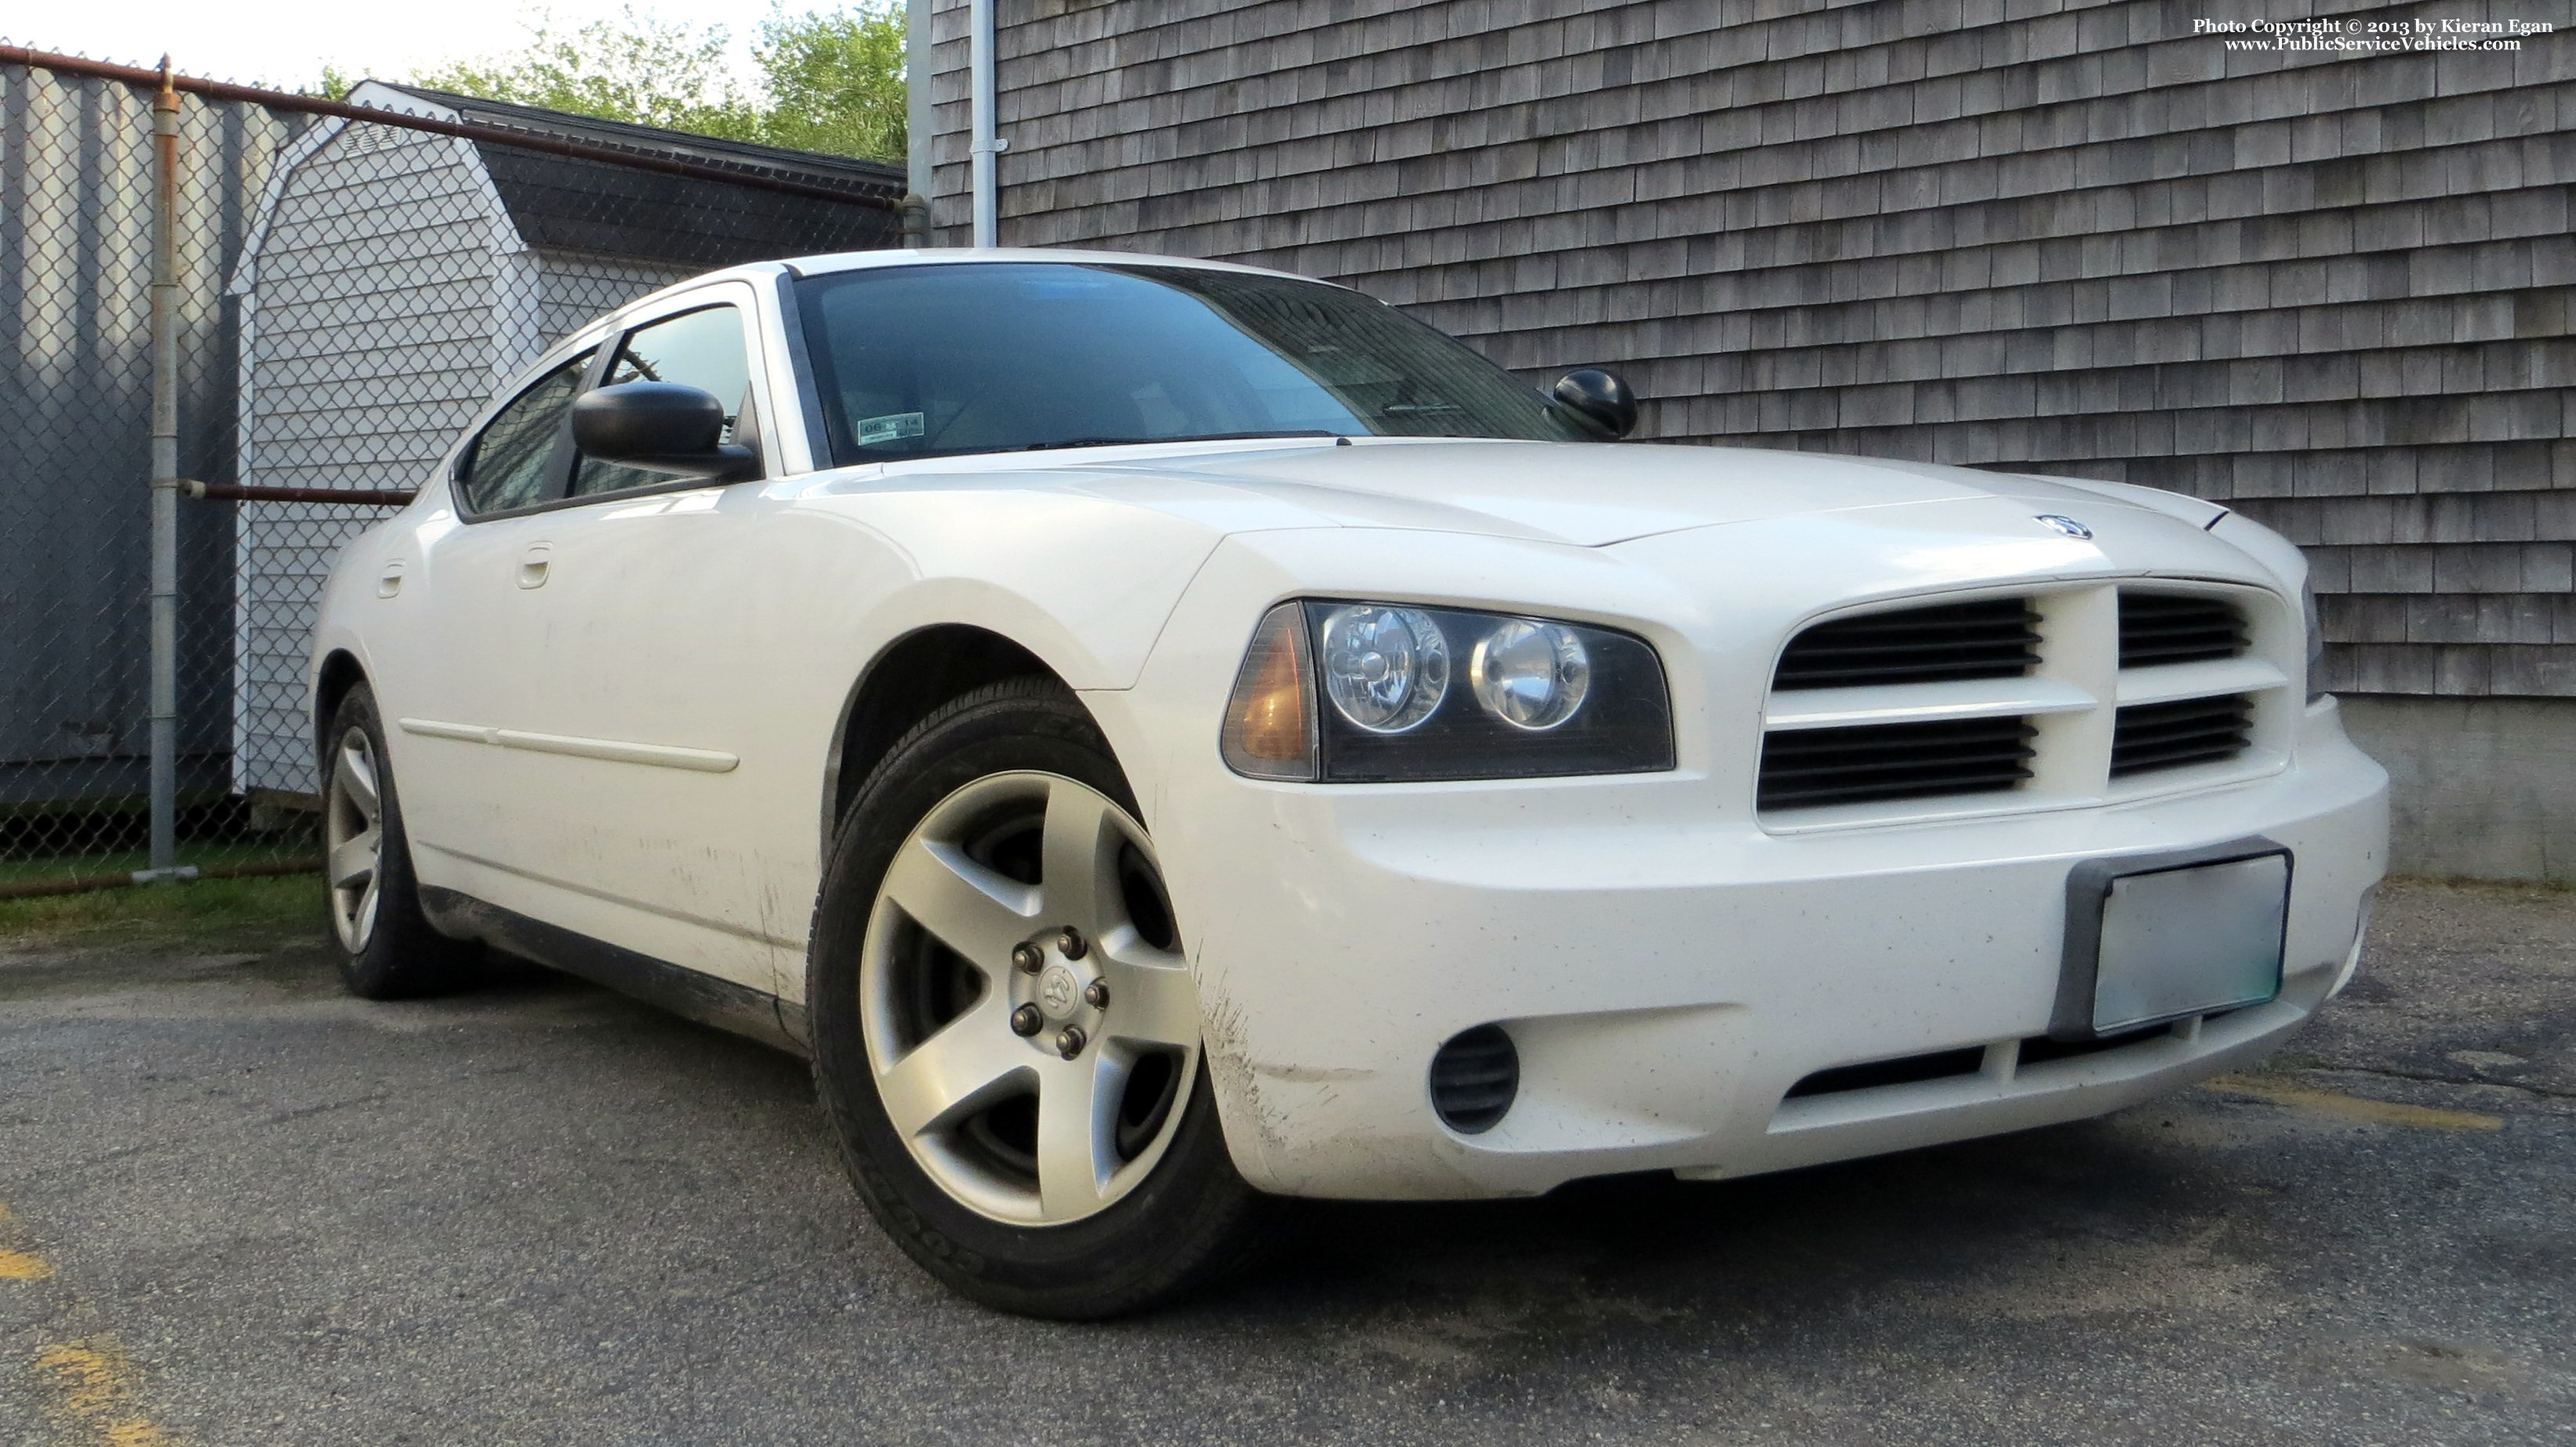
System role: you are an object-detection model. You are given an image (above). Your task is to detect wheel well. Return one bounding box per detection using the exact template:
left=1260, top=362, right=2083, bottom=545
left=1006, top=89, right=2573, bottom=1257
left=827, top=626, right=1054, bottom=832
left=314, top=650, right=366, bottom=761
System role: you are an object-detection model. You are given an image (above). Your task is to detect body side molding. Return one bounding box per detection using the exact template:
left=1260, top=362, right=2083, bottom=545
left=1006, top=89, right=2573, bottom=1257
left=398, top=717, right=739, bottom=772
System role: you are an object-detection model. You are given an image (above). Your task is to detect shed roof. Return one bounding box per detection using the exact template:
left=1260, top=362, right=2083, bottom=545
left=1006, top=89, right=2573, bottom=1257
left=369, top=82, right=904, bottom=269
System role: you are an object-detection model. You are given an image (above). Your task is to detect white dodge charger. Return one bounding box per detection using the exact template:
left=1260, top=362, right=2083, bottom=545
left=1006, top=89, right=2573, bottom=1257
left=311, top=249, right=2389, bottom=1317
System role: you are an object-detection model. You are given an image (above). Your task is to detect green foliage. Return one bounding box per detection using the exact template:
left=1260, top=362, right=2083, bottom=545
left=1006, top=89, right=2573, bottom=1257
left=410, top=5, right=765, bottom=142
left=755, top=3, right=908, bottom=162
left=395, top=3, right=907, bottom=163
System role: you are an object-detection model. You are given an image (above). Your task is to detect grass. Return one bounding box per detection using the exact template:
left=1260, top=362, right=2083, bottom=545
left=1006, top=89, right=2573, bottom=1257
left=0, top=840, right=314, bottom=888
left=0, top=867, right=325, bottom=944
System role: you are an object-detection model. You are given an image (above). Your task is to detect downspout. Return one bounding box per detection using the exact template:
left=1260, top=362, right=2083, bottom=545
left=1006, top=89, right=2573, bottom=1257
left=901, top=0, right=931, bottom=245
left=968, top=0, right=1001, bottom=247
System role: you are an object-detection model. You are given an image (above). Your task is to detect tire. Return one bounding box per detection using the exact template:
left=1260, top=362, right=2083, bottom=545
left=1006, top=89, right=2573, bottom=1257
left=808, top=677, right=1266, bottom=1318
left=321, top=683, right=480, bottom=999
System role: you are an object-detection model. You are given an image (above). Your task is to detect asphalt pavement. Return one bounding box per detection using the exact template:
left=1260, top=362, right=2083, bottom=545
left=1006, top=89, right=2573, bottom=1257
left=0, top=878, right=2568, bottom=1446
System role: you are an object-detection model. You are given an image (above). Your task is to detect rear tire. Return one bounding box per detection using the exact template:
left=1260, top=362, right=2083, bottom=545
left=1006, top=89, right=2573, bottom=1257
left=322, top=683, right=479, bottom=999
left=808, top=678, right=1266, bottom=1318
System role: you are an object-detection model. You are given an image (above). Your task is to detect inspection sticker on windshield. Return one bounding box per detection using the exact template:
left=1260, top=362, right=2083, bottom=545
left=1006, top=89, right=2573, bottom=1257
left=857, top=412, right=925, bottom=445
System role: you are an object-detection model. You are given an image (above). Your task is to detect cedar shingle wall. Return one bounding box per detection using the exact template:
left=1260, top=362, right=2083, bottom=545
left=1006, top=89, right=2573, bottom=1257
left=927, top=0, right=2576, bottom=697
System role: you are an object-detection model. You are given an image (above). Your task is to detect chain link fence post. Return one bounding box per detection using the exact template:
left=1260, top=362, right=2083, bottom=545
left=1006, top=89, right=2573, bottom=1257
left=145, top=59, right=182, bottom=878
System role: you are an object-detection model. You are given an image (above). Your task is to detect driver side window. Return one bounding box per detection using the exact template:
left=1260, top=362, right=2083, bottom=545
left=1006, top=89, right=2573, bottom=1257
left=456, top=350, right=594, bottom=514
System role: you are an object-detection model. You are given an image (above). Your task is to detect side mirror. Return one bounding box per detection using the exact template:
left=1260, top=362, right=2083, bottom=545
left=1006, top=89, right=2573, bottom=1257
left=571, top=382, right=761, bottom=482
left=1550, top=367, right=1639, bottom=439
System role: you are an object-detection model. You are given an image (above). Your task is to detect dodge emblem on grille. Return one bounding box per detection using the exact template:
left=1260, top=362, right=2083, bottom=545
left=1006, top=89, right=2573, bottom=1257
left=2035, top=514, right=2093, bottom=540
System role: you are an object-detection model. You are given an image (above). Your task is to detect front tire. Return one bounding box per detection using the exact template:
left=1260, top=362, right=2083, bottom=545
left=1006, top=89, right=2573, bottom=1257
left=322, top=683, right=478, bottom=998
left=808, top=678, right=1263, bottom=1318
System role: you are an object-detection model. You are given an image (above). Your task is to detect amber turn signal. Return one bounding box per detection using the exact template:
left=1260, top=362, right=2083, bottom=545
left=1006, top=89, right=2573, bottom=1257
left=1219, top=602, right=1317, bottom=780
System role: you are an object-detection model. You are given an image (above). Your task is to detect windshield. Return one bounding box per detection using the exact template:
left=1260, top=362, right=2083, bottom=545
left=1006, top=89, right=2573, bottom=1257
left=794, top=261, right=1589, bottom=464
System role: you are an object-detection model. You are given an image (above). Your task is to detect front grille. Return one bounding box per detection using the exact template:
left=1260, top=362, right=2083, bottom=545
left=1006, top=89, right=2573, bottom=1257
left=1759, top=716, right=2038, bottom=809
left=2110, top=694, right=2252, bottom=776
left=2017, top=1023, right=2173, bottom=1067
left=2119, top=592, right=2247, bottom=666
left=1427, top=1024, right=1518, bottom=1134
left=1783, top=1025, right=2180, bottom=1105
left=1773, top=598, right=2041, bottom=689
left=1786, top=1047, right=1986, bottom=1099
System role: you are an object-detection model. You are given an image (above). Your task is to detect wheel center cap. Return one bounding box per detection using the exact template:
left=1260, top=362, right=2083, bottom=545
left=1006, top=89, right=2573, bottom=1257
left=1037, top=962, right=1081, bottom=1020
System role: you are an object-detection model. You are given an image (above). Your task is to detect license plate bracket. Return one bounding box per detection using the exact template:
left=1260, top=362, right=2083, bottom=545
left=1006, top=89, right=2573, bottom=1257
left=2051, top=837, right=2291, bottom=1042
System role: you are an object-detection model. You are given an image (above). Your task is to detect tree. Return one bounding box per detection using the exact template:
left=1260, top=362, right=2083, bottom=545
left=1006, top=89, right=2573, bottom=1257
left=755, top=4, right=907, bottom=162
left=393, top=4, right=907, bottom=164
left=409, top=7, right=762, bottom=142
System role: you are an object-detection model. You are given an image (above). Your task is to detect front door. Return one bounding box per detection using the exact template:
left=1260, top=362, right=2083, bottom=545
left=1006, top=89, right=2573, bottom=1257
left=434, top=286, right=790, bottom=996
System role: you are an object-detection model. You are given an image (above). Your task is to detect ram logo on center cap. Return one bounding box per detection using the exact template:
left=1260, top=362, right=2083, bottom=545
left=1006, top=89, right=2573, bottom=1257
left=2035, top=514, right=2094, bottom=540
left=1038, top=963, right=1081, bottom=1018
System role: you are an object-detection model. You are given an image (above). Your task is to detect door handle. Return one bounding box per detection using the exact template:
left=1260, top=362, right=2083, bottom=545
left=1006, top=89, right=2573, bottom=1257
left=516, top=543, right=552, bottom=589
left=376, top=560, right=406, bottom=598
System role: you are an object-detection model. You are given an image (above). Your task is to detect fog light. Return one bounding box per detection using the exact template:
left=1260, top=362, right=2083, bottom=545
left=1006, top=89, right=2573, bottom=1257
left=1428, top=1023, right=1518, bottom=1134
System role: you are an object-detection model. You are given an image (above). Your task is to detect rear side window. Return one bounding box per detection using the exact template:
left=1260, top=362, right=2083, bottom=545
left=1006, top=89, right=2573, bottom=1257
left=457, top=351, right=594, bottom=514
left=572, top=305, right=755, bottom=497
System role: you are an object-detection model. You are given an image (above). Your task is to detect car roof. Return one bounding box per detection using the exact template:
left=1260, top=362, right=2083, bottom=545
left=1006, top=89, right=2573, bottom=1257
left=557, top=249, right=1366, bottom=370
left=774, top=247, right=1351, bottom=289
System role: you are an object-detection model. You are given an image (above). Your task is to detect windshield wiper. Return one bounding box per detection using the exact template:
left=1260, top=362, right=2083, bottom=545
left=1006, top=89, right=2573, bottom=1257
left=1020, top=430, right=1341, bottom=452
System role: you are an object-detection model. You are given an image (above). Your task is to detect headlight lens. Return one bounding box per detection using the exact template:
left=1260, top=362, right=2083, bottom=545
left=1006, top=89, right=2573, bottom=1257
left=1318, top=605, right=1449, bottom=733
left=1222, top=600, right=1673, bottom=782
left=1470, top=619, right=1590, bottom=730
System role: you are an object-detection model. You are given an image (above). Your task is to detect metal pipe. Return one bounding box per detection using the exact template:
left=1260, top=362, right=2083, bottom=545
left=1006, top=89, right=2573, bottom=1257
left=0, top=44, right=899, bottom=213
left=181, top=480, right=416, bottom=507
left=968, top=0, right=1001, bottom=246
left=147, top=60, right=180, bottom=874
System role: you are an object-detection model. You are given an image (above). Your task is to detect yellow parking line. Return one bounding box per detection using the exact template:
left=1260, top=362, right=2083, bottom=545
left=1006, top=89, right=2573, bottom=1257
left=2, top=1204, right=175, bottom=1445
left=0, top=1202, right=53, bottom=1280
left=2200, top=1074, right=2505, bottom=1132
left=35, top=1338, right=171, bottom=1446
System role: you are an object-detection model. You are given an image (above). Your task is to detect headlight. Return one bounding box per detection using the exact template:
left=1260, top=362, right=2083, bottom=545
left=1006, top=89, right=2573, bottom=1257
left=1222, top=600, right=1673, bottom=782
left=1317, top=605, right=1449, bottom=733
left=1470, top=619, right=1590, bottom=730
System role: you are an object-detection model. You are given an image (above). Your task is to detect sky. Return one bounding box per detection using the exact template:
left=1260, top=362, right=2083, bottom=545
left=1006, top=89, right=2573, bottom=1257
left=2, top=0, right=773, bottom=92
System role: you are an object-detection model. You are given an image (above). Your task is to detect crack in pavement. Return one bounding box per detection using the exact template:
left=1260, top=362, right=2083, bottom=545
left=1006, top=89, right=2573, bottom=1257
left=2301, top=1061, right=2576, bottom=1103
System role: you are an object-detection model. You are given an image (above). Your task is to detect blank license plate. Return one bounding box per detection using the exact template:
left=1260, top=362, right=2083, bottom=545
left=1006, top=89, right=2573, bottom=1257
left=2090, top=853, right=2288, bottom=1034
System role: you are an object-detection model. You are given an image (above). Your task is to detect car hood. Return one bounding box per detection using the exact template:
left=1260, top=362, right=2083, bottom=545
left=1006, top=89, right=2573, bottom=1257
left=1016, top=438, right=2229, bottom=547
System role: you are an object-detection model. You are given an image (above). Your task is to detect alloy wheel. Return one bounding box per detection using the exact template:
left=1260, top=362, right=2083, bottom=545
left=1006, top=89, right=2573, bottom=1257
left=325, top=728, right=385, bottom=954
left=859, top=771, right=1199, bottom=1226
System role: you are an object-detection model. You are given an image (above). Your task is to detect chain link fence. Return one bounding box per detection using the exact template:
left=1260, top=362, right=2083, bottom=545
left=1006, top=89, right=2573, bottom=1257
left=2, top=46, right=904, bottom=900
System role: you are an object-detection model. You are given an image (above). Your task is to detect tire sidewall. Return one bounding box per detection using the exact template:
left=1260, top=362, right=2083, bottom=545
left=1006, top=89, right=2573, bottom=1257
left=324, top=684, right=463, bottom=998
left=808, top=682, right=1253, bottom=1317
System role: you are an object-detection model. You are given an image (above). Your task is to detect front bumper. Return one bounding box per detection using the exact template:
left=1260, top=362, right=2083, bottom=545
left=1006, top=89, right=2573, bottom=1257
left=1154, top=699, right=2386, bottom=1200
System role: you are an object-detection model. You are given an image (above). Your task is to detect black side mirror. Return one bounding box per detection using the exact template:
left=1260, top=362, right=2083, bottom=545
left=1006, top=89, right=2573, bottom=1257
left=571, top=382, right=761, bottom=482
left=1550, top=367, right=1639, bottom=439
